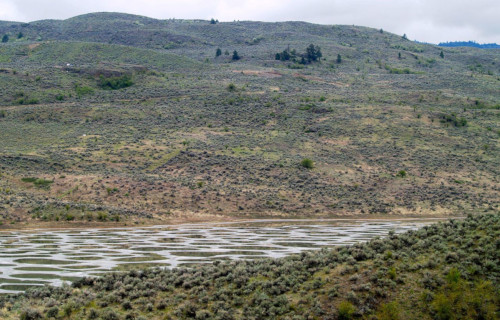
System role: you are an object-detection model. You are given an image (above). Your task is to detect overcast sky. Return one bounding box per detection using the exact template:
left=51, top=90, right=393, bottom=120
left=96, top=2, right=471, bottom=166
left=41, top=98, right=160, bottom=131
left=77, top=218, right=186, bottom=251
left=0, top=0, right=498, bottom=44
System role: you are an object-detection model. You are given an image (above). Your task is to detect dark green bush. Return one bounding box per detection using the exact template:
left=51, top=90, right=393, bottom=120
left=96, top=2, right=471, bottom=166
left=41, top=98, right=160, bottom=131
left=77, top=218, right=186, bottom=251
left=301, top=158, right=314, bottom=169
left=440, top=114, right=467, bottom=127
left=98, top=74, right=134, bottom=90
left=227, top=83, right=236, bottom=91
left=16, top=97, right=39, bottom=105
left=397, top=170, right=406, bottom=178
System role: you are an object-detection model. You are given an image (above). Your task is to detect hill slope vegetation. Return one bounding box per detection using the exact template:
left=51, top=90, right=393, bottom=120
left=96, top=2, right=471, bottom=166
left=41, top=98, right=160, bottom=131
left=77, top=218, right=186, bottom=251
left=0, top=13, right=498, bottom=227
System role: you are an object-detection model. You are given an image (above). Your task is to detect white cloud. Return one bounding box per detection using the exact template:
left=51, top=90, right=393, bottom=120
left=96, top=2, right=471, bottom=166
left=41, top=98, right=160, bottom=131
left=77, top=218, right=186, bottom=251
left=0, top=0, right=498, bottom=43
left=0, top=1, right=23, bottom=21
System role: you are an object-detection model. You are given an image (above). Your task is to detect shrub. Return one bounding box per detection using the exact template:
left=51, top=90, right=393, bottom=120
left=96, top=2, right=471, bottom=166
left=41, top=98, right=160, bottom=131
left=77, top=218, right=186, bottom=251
left=431, top=293, right=453, bottom=320
left=386, top=65, right=414, bottom=74
left=22, top=177, right=53, bottom=188
left=98, top=74, right=134, bottom=90
left=445, top=268, right=461, bottom=285
left=156, top=299, right=169, bottom=310
left=106, top=187, right=119, bottom=195
left=87, top=308, right=99, bottom=319
left=388, top=267, right=397, bottom=280
left=337, top=301, right=355, bottom=320
left=34, top=178, right=53, bottom=187
left=45, top=306, right=59, bottom=318
left=397, top=170, right=406, bottom=178
left=75, top=85, right=94, bottom=97
left=63, top=303, right=73, bottom=316
left=440, top=114, right=467, bottom=127
left=377, top=301, right=401, bottom=320
left=97, top=212, right=108, bottom=221
left=16, top=97, right=39, bottom=105
left=195, top=309, right=212, bottom=319
left=301, top=158, right=314, bottom=169
left=20, top=308, right=42, bottom=320
left=101, top=308, right=120, bottom=320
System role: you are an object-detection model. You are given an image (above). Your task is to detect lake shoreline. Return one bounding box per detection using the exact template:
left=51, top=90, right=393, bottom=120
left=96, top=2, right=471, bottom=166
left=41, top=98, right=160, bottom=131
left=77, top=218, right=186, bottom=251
left=0, top=213, right=461, bottom=232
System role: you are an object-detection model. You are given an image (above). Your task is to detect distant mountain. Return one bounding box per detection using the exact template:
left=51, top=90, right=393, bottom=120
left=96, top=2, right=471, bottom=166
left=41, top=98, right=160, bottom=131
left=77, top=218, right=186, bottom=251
left=0, top=12, right=455, bottom=53
left=438, top=41, right=500, bottom=49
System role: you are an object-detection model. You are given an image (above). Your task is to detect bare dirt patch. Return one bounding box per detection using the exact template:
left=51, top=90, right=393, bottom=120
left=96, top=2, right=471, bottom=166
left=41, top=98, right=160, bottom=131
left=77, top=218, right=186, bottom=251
left=28, top=43, right=41, bottom=50
left=234, top=70, right=283, bottom=78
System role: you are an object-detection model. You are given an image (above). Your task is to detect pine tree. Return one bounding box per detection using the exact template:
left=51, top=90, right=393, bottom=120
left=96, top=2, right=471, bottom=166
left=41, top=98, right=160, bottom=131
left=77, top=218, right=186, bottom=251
left=232, top=50, right=240, bottom=61
left=337, top=54, right=342, bottom=64
left=306, top=44, right=322, bottom=63
left=216, top=48, right=222, bottom=57
left=316, top=46, right=322, bottom=61
left=306, top=44, right=315, bottom=62
left=440, top=50, right=444, bottom=59
left=1, top=34, right=8, bottom=43
left=306, top=44, right=323, bottom=63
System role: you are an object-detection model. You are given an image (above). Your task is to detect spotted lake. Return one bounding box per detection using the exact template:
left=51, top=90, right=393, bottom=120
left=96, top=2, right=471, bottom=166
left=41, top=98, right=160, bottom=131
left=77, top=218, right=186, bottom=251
left=0, top=218, right=443, bottom=293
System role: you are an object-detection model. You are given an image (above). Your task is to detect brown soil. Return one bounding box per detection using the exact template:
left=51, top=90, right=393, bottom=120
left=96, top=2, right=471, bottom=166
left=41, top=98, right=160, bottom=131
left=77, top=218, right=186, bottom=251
left=234, top=70, right=283, bottom=78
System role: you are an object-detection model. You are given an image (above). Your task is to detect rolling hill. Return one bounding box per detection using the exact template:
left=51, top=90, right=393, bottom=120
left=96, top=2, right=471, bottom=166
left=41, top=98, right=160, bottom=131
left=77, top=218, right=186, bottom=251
left=0, top=13, right=498, bottom=228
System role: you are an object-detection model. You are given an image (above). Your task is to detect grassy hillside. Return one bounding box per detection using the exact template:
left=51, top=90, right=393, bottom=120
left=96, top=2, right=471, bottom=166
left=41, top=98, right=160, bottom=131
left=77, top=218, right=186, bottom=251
left=0, top=214, right=497, bottom=319
left=0, top=41, right=203, bottom=106
left=0, top=13, right=499, bottom=227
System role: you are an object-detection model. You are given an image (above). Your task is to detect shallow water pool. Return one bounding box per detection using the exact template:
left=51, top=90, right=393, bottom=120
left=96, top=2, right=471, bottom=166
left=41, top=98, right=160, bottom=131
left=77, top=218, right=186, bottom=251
left=0, top=218, right=443, bottom=293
